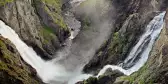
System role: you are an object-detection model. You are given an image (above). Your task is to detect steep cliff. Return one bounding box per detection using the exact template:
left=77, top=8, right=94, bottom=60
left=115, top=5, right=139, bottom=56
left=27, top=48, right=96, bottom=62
left=83, top=0, right=168, bottom=74
left=0, top=36, right=43, bottom=84
left=75, top=0, right=168, bottom=84
left=0, top=0, right=69, bottom=59
left=1, top=0, right=168, bottom=84
left=113, top=9, right=168, bottom=84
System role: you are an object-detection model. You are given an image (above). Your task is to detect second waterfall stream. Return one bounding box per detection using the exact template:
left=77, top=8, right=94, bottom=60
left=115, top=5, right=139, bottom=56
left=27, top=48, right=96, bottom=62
left=0, top=9, right=166, bottom=84
left=97, top=11, right=166, bottom=76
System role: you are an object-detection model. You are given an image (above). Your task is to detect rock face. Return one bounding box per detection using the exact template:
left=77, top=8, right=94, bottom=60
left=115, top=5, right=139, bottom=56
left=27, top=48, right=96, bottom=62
left=0, top=36, right=43, bottom=84
left=77, top=70, right=124, bottom=84
left=80, top=0, right=168, bottom=84
left=33, top=0, right=70, bottom=42
left=0, top=0, right=69, bottom=59
left=0, top=0, right=168, bottom=84
left=114, top=11, right=168, bottom=84
left=83, top=0, right=168, bottom=74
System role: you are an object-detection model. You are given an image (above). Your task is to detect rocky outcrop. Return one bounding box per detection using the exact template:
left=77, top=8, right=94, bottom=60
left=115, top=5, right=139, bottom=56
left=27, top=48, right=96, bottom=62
left=32, top=0, right=70, bottom=42
left=83, top=0, right=168, bottom=74
left=0, top=0, right=69, bottom=59
left=0, top=36, right=43, bottom=84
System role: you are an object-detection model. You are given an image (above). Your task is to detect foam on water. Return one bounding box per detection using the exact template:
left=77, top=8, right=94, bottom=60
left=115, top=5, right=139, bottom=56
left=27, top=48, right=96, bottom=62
left=0, top=20, right=77, bottom=83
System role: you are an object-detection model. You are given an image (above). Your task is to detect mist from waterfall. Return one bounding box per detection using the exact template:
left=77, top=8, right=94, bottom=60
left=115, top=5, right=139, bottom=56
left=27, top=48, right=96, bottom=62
left=0, top=20, right=72, bottom=83
left=67, top=11, right=166, bottom=84
left=97, top=11, right=166, bottom=76
left=0, top=0, right=112, bottom=83
left=0, top=0, right=166, bottom=84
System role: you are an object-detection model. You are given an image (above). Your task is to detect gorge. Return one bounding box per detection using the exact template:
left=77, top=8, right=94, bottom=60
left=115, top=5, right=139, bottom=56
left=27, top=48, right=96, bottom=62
left=0, top=0, right=168, bottom=84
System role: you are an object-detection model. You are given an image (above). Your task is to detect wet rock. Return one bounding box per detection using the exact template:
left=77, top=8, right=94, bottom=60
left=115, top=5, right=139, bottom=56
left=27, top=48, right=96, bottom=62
left=97, top=69, right=124, bottom=84
left=0, top=36, right=43, bottom=84
left=33, top=0, right=70, bottom=42
left=77, top=69, right=124, bottom=84
left=0, top=0, right=70, bottom=59
left=114, top=19, right=168, bottom=83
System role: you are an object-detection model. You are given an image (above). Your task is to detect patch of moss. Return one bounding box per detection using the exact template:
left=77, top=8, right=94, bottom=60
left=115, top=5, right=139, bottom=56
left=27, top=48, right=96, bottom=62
left=83, top=77, right=98, bottom=84
left=0, top=37, right=39, bottom=84
left=108, top=32, right=127, bottom=56
left=41, top=0, right=68, bottom=30
left=80, top=16, right=92, bottom=31
left=0, top=0, right=13, bottom=6
left=43, top=24, right=54, bottom=34
left=40, top=25, right=57, bottom=44
left=120, top=62, right=153, bottom=84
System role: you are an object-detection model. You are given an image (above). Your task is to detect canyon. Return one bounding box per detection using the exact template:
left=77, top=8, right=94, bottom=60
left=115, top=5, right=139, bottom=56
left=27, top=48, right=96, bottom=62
left=0, top=0, right=168, bottom=84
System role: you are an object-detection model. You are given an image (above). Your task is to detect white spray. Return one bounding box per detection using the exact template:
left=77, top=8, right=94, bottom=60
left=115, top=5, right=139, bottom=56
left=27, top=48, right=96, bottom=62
left=0, top=20, right=84, bottom=83
left=68, top=11, right=166, bottom=83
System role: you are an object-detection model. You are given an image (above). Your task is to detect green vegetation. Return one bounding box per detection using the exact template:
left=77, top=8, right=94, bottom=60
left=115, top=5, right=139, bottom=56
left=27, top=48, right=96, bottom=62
left=108, top=32, right=127, bottom=56
left=43, top=24, right=54, bottom=34
left=119, top=62, right=153, bottom=84
left=40, top=25, right=57, bottom=44
left=81, top=16, right=92, bottom=30
left=83, top=77, right=98, bottom=84
left=0, top=37, right=39, bottom=84
left=41, top=0, right=68, bottom=30
left=0, top=0, right=13, bottom=6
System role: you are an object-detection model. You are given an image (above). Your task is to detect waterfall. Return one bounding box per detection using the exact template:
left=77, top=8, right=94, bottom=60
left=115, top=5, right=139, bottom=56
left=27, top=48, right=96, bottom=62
left=97, top=11, right=166, bottom=76
left=67, top=12, right=166, bottom=84
left=0, top=1, right=165, bottom=83
left=0, top=19, right=92, bottom=84
left=0, top=20, right=78, bottom=83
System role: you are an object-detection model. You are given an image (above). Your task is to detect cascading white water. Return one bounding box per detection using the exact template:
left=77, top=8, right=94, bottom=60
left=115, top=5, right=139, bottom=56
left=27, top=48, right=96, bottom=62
left=0, top=20, right=85, bottom=84
left=97, top=12, right=166, bottom=76
left=67, top=12, right=166, bottom=84
left=0, top=18, right=93, bottom=84
left=0, top=0, right=165, bottom=83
